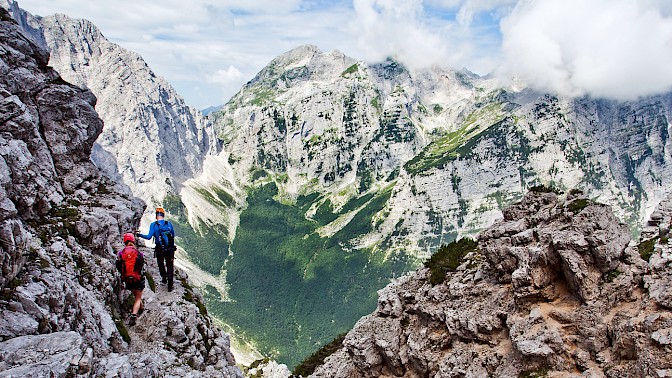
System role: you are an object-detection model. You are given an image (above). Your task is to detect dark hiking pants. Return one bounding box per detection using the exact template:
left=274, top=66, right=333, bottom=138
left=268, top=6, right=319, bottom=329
left=155, top=245, right=175, bottom=290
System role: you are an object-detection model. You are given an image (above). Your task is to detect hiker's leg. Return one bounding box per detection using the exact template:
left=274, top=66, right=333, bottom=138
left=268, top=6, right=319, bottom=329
left=131, top=289, right=143, bottom=314
left=166, top=249, right=174, bottom=290
left=156, top=246, right=167, bottom=281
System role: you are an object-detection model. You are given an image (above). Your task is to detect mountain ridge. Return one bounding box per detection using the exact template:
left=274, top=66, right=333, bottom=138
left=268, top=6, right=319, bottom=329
left=310, top=189, right=672, bottom=377
left=37, top=11, right=217, bottom=219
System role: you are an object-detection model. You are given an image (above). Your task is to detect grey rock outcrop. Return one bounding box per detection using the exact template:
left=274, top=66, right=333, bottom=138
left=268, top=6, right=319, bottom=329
left=0, top=6, right=241, bottom=377
left=37, top=10, right=216, bottom=212
left=310, top=190, right=672, bottom=377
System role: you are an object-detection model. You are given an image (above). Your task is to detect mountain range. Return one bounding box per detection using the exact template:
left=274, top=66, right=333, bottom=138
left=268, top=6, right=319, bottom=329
left=2, top=0, right=672, bottom=373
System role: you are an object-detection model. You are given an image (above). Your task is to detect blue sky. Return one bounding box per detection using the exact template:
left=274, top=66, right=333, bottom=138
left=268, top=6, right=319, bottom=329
left=14, top=0, right=672, bottom=110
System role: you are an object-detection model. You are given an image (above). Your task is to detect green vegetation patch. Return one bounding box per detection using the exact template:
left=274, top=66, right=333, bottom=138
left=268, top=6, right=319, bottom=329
left=194, top=187, right=231, bottom=212
left=0, top=277, right=21, bottom=301
left=424, top=238, right=478, bottom=285
left=249, top=88, right=276, bottom=106
left=251, top=168, right=268, bottom=181
left=171, top=218, right=229, bottom=275
left=293, top=333, right=346, bottom=377
left=202, top=182, right=414, bottom=368
left=519, top=367, right=549, bottom=378
left=145, top=272, right=156, bottom=292
left=638, top=237, right=657, bottom=262
left=604, top=269, right=622, bottom=283
left=529, top=185, right=562, bottom=195
left=341, top=63, right=359, bottom=77
left=567, top=198, right=589, bottom=213
left=312, top=199, right=339, bottom=225
left=114, top=317, right=131, bottom=343
left=180, top=276, right=208, bottom=317
left=49, top=205, right=80, bottom=219
left=404, top=105, right=506, bottom=175
left=164, top=193, right=187, bottom=220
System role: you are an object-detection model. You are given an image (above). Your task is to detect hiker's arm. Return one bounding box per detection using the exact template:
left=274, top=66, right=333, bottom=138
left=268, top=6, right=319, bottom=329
left=136, top=223, right=154, bottom=240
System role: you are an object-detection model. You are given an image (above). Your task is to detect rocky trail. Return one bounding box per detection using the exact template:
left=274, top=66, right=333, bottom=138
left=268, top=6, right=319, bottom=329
left=119, top=246, right=189, bottom=349
left=107, top=244, right=242, bottom=377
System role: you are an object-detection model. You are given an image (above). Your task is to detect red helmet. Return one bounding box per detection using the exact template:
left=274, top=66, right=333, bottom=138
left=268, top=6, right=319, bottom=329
left=123, top=233, right=135, bottom=243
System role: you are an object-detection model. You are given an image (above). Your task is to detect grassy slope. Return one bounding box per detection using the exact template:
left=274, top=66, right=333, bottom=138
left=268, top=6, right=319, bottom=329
left=196, top=183, right=414, bottom=368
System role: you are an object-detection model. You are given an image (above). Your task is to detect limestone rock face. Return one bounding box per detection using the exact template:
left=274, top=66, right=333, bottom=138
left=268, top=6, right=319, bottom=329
left=0, top=6, right=241, bottom=377
left=310, top=190, right=672, bottom=377
left=37, top=12, right=216, bottom=212
left=203, top=43, right=672, bottom=260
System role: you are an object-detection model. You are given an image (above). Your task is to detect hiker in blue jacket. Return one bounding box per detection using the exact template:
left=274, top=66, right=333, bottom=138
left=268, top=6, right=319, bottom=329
left=137, top=207, right=176, bottom=292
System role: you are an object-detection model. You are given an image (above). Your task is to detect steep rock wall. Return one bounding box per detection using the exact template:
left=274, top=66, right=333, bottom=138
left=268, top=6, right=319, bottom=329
left=37, top=10, right=216, bottom=214
left=0, top=8, right=241, bottom=377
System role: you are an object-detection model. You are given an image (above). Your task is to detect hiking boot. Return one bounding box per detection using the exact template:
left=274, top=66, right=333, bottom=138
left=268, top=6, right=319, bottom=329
left=167, top=283, right=173, bottom=292
left=128, top=314, right=137, bottom=326
left=161, top=277, right=167, bottom=285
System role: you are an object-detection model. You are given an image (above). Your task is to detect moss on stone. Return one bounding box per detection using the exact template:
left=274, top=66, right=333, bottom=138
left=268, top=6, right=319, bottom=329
left=638, top=238, right=657, bottom=261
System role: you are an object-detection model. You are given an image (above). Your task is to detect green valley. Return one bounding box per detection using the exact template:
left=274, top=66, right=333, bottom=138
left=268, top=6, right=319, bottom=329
left=177, top=182, right=416, bottom=368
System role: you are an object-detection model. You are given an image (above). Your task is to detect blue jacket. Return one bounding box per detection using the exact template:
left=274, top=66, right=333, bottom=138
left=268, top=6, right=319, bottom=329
left=138, top=219, right=175, bottom=246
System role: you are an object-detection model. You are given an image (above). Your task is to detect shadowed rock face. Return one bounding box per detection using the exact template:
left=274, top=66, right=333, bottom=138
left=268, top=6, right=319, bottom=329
left=0, top=7, right=241, bottom=377
left=311, top=190, right=672, bottom=377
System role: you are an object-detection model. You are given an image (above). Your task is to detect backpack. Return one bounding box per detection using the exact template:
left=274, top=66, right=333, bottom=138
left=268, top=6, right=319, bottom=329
left=120, top=246, right=143, bottom=284
left=155, top=220, right=175, bottom=250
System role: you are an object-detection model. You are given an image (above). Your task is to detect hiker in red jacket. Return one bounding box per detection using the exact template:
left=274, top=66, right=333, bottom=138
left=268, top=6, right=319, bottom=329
left=116, top=233, right=145, bottom=326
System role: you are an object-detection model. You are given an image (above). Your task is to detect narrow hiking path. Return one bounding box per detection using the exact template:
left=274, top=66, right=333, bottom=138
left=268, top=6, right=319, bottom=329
left=104, top=245, right=241, bottom=376
left=120, top=245, right=184, bottom=352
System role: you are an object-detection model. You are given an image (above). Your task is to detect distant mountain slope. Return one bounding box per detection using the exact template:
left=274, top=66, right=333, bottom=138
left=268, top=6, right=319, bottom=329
left=37, top=12, right=217, bottom=215
left=194, top=45, right=672, bottom=366
left=211, top=45, right=672, bottom=258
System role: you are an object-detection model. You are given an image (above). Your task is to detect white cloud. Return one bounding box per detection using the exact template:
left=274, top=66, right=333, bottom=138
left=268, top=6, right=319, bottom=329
left=14, top=0, right=672, bottom=106
left=351, top=0, right=451, bottom=68
left=210, top=66, right=245, bottom=85
left=499, top=0, right=672, bottom=99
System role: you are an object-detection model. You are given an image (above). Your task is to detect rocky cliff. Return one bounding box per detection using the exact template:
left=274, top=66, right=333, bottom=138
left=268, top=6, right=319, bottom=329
left=310, top=189, right=672, bottom=377
left=0, top=7, right=240, bottom=377
left=10, top=1, right=672, bottom=370
left=8, top=5, right=218, bottom=218
left=207, top=45, right=672, bottom=258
